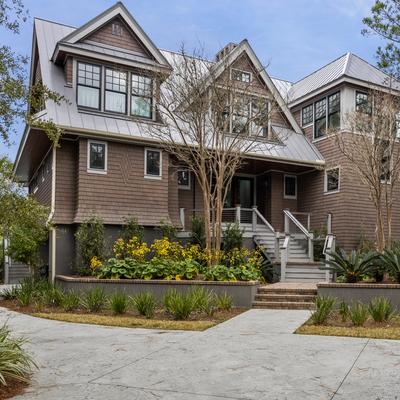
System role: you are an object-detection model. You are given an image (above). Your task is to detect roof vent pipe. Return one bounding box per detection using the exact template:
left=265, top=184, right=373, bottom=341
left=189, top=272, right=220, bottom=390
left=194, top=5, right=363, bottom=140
left=215, top=42, right=238, bottom=62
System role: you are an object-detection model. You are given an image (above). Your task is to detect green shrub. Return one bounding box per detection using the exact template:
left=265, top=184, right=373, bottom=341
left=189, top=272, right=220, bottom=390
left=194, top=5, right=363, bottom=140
left=164, top=289, right=195, bottom=320
left=16, top=278, right=36, bottom=306
left=132, top=292, right=156, bottom=318
left=191, top=216, right=206, bottom=249
left=75, top=216, right=105, bottom=275
left=204, top=263, right=261, bottom=282
left=217, top=292, right=233, bottom=311
left=190, top=287, right=217, bottom=316
left=41, top=284, right=63, bottom=307
left=204, top=265, right=236, bottom=281
left=61, top=292, right=81, bottom=312
left=339, top=301, right=349, bottom=322
left=109, top=292, right=129, bottom=315
left=223, top=223, right=243, bottom=252
left=368, top=297, right=394, bottom=322
left=82, top=288, right=107, bottom=313
left=156, top=220, right=177, bottom=241
left=323, top=249, right=379, bottom=283
left=98, top=258, right=143, bottom=279
left=349, top=302, right=369, bottom=326
left=1, top=286, right=20, bottom=300
left=121, top=217, right=144, bottom=242
left=0, top=323, right=37, bottom=386
left=380, top=249, right=400, bottom=283
left=310, top=296, right=336, bottom=325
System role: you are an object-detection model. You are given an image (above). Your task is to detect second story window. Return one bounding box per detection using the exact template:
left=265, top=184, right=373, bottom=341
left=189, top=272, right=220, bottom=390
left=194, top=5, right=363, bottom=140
left=314, top=98, right=327, bottom=139
left=301, top=104, right=313, bottom=126
left=313, top=92, right=341, bottom=139
left=356, top=91, right=372, bottom=114
left=231, top=68, right=252, bottom=83
left=232, top=98, right=249, bottom=134
left=77, top=62, right=101, bottom=109
left=105, top=69, right=127, bottom=114
left=328, top=92, right=340, bottom=129
left=131, top=74, right=153, bottom=118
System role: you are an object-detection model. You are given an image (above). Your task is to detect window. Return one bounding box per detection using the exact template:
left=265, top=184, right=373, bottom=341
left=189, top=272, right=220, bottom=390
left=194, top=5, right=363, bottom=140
left=325, top=167, right=340, bottom=193
left=356, top=91, right=371, bottom=114
left=314, top=98, right=327, bottom=139
left=105, top=69, right=127, bottom=114
left=131, top=74, right=153, bottom=118
left=77, top=62, right=101, bottom=109
left=177, top=168, right=191, bottom=189
left=251, top=99, right=269, bottom=137
left=302, top=104, right=313, bottom=126
left=231, top=68, right=251, bottom=83
left=88, top=141, right=107, bottom=173
left=328, top=92, right=340, bottom=129
left=145, top=149, right=162, bottom=178
left=378, top=140, right=391, bottom=183
left=232, top=97, right=250, bottom=134
left=112, top=23, right=122, bottom=36
left=284, top=175, right=297, bottom=199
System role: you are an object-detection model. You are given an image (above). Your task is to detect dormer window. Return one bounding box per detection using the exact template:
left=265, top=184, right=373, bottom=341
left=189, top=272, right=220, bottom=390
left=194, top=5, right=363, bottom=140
left=77, top=62, right=101, bottom=109
left=231, top=68, right=252, bottom=83
left=105, top=68, right=127, bottom=114
left=131, top=74, right=153, bottom=118
left=112, top=23, right=123, bottom=36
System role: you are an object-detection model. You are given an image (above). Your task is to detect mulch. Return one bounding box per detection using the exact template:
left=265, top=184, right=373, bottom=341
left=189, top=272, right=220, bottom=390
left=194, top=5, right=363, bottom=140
left=0, top=378, right=29, bottom=400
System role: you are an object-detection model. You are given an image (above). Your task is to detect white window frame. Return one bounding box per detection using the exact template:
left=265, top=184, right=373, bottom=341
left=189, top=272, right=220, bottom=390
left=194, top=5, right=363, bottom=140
left=324, top=166, right=340, bottom=194
left=144, top=148, right=162, bottom=179
left=230, top=68, right=252, bottom=83
left=301, top=103, right=313, bottom=128
left=177, top=167, right=191, bottom=190
left=283, top=174, right=297, bottom=199
left=87, top=140, right=108, bottom=174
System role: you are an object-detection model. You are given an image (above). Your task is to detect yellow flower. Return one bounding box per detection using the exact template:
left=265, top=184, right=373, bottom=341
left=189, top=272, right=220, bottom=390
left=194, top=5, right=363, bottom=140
left=90, top=256, right=103, bottom=271
left=175, top=275, right=182, bottom=280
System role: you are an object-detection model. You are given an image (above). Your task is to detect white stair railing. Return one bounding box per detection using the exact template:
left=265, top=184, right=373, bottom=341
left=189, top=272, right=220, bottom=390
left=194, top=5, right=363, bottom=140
left=280, top=234, right=290, bottom=282
left=283, top=209, right=314, bottom=262
left=323, top=234, right=336, bottom=282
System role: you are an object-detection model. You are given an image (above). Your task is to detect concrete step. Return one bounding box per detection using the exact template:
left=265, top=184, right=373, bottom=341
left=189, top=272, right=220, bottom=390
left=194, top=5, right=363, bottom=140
left=257, top=287, right=317, bottom=295
left=254, top=293, right=316, bottom=302
left=252, top=301, right=315, bottom=310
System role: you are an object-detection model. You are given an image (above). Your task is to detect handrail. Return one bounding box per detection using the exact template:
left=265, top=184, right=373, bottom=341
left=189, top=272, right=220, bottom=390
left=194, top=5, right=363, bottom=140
left=283, top=209, right=312, bottom=238
left=253, top=207, right=275, bottom=234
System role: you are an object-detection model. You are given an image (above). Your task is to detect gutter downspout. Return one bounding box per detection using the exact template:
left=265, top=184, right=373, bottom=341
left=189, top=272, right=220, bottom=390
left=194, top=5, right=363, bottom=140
left=47, top=145, right=56, bottom=282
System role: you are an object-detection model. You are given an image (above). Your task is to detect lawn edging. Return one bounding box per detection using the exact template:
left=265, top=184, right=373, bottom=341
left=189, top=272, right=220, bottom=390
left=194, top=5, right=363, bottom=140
left=317, top=283, right=400, bottom=308
left=55, top=275, right=259, bottom=307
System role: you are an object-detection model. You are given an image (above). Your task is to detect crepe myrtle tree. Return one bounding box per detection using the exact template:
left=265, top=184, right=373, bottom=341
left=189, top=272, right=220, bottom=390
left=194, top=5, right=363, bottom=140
left=330, top=89, right=400, bottom=251
left=142, top=46, right=286, bottom=263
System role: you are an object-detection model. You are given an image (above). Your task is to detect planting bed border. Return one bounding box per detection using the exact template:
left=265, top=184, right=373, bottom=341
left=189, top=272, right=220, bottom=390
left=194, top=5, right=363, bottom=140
left=317, top=283, right=400, bottom=309
left=56, top=275, right=260, bottom=307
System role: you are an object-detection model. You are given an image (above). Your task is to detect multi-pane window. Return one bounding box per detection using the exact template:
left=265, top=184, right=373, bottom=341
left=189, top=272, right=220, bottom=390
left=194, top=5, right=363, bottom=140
left=284, top=175, right=297, bottom=199
left=77, top=62, right=101, bottom=109
left=145, top=149, right=162, bottom=177
left=378, top=140, right=391, bottom=183
left=231, top=69, right=252, bottom=83
left=105, top=69, right=127, bottom=113
left=328, top=92, right=340, bottom=129
left=88, top=141, right=107, bottom=172
left=251, top=99, right=269, bottom=137
left=131, top=74, right=153, bottom=118
left=177, top=168, right=190, bottom=189
left=231, top=98, right=250, bottom=134
left=314, top=98, right=327, bottom=139
left=356, top=91, right=371, bottom=114
left=325, top=167, right=340, bottom=193
left=301, top=104, right=313, bottom=126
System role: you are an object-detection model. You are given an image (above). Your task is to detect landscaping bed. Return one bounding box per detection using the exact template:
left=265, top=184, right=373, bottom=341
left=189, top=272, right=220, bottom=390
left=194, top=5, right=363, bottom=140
left=0, top=377, right=29, bottom=400
left=0, top=279, right=246, bottom=331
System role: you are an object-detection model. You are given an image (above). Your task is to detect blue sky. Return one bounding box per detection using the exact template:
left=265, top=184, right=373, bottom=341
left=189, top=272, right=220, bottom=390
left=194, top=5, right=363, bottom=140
left=1, top=0, right=384, bottom=160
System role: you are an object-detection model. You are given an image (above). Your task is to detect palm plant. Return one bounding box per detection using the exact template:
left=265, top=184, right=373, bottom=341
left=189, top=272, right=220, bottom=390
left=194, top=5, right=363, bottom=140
left=322, top=249, right=379, bottom=283
left=380, top=249, right=400, bottom=283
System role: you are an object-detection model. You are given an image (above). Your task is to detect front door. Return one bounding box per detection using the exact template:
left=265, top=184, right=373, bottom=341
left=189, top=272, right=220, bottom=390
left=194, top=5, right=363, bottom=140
left=225, top=176, right=254, bottom=208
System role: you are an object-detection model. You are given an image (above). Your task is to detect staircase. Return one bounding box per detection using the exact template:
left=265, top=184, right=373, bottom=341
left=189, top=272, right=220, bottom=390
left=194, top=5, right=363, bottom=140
left=252, top=284, right=317, bottom=309
left=284, top=262, right=327, bottom=282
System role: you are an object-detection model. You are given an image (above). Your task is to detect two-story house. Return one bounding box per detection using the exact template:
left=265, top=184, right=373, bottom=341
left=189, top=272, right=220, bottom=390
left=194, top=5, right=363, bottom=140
left=12, top=2, right=400, bottom=282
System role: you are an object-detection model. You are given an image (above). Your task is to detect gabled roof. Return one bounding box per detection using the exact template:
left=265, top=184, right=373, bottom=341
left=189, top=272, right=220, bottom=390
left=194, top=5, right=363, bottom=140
left=271, top=77, right=292, bottom=100
left=288, top=52, right=400, bottom=105
left=52, top=2, right=171, bottom=70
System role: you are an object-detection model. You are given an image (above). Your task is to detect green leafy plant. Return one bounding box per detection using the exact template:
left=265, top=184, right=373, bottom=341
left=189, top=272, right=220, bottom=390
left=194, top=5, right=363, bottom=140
left=1, top=286, right=20, bottom=300
left=191, top=216, right=206, bottom=249
left=323, top=249, right=379, bottom=283
left=204, top=264, right=237, bottom=281
left=132, top=292, right=156, bottom=318
left=310, top=296, right=336, bottom=325
left=156, top=219, right=177, bottom=241
left=16, top=277, right=36, bottom=306
left=339, top=301, right=349, bottom=322
left=222, top=222, right=243, bottom=252
left=109, top=292, right=129, bottom=315
left=190, top=287, right=217, bottom=316
left=0, top=323, right=37, bottom=386
left=164, top=289, right=195, bottom=320
left=217, top=292, right=233, bottom=311
left=61, top=292, right=81, bottom=312
left=380, top=249, right=400, bottom=283
left=82, top=288, right=107, bottom=313
left=75, top=216, right=105, bottom=275
left=349, top=302, right=369, bottom=326
left=368, top=297, right=394, bottom=322
left=121, top=217, right=144, bottom=242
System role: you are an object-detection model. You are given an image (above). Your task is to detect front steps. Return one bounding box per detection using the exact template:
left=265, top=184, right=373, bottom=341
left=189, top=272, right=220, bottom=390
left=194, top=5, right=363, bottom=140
left=284, top=262, right=327, bottom=283
left=252, top=284, right=317, bottom=309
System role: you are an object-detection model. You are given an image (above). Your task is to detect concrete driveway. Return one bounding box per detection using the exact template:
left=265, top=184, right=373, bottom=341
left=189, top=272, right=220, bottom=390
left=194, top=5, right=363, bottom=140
left=1, top=307, right=399, bottom=400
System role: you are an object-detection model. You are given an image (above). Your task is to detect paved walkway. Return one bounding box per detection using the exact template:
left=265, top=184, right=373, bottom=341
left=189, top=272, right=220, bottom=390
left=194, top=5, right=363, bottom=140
left=1, top=307, right=399, bottom=399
